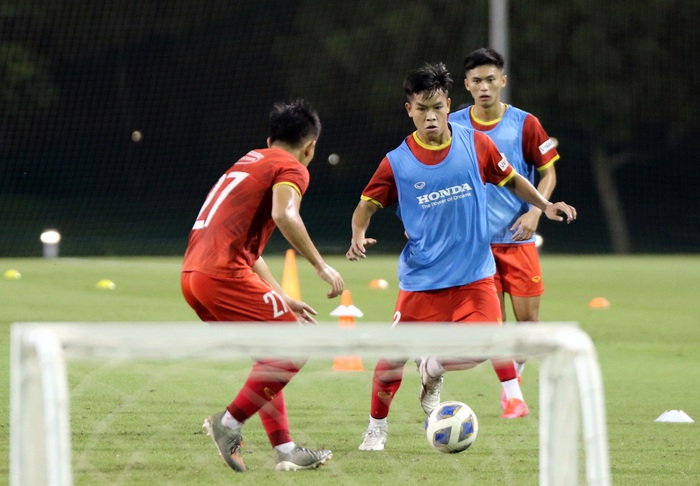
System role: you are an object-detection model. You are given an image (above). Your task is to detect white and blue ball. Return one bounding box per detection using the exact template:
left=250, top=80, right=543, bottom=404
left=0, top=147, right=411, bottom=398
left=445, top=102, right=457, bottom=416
left=425, top=400, right=478, bottom=453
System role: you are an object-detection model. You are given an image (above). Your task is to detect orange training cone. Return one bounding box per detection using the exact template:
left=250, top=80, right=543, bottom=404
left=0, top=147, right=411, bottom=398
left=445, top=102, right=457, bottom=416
left=588, top=297, right=610, bottom=309
left=281, top=249, right=301, bottom=301
left=332, top=290, right=364, bottom=371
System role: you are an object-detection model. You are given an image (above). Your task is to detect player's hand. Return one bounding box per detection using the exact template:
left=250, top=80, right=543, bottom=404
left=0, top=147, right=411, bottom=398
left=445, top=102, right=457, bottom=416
left=544, top=202, right=577, bottom=223
left=287, top=299, right=318, bottom=325
left=316, top=264, right=344, bottom=298
left=346, top=237, right=377, bottom=261
left=510, top=211, right=540, bottom=241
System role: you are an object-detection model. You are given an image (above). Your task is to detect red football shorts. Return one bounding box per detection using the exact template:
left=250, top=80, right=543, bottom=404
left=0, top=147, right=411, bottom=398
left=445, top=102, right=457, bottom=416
left=392, top=276, right=502, bottom=325
left=491, top=242, right=544, bottom=297
left=181, top=270, right=296, bottom=322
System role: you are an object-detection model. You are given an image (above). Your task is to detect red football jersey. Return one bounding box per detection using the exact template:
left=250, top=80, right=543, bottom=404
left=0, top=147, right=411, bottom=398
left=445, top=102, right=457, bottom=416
left=468, top=109, right=559, bottom=170
left=361, top=129, right=513, bottom=208
left=182, top=148, right=309, bottom=277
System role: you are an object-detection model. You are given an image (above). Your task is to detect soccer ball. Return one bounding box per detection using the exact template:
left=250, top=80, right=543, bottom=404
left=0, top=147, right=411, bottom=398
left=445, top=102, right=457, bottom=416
left=425, top=400, right=478, bottom=453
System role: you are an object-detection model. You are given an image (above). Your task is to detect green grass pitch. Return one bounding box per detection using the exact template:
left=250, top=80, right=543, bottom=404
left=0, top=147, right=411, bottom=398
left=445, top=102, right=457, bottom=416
left=1, top=254, right=698, bottom=485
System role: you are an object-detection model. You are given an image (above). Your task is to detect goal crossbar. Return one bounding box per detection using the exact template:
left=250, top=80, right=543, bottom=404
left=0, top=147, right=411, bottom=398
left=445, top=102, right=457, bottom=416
left=10, top=322, right=610, bottom=486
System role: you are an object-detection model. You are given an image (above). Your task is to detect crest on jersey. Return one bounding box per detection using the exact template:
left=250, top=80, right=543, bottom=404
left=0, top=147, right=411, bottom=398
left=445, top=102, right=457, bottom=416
left=238, top=150, right=264, bottom=164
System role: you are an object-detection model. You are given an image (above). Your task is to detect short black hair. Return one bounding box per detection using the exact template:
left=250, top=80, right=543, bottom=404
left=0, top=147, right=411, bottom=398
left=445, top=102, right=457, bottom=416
left=268, top=99, right=321, bottom=146
left=463, top=48, right=505, bottom=73
left=403, top=62, right=453, bottom=101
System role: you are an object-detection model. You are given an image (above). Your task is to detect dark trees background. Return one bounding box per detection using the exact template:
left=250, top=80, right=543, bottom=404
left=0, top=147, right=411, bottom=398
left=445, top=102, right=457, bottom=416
left=1, top=0, right=698, bottom=256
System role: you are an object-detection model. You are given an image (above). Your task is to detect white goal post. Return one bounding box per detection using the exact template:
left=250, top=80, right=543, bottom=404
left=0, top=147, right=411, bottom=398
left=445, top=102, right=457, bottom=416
left=10, top=322, right=610, bottom=486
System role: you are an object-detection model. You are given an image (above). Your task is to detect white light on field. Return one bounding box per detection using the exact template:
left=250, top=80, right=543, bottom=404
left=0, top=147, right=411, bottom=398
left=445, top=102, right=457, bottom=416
left=40, top=229, right=61, bottom=258
left=535, top=234, right=544, bottom=248
left=40, top=230, right=61, bottom=244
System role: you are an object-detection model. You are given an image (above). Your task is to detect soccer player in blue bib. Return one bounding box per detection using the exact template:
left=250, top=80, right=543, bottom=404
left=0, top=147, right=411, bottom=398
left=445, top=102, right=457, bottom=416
left=347, top=62, right=576, bottom=451
left=451, top=48, right=560, bottom=409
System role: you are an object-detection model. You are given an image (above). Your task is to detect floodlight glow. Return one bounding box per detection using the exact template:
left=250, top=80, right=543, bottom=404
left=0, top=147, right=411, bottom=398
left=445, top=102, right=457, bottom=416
left=40, top=229, right=61, bottom=258
left=40, top=230, right=61, bottom=244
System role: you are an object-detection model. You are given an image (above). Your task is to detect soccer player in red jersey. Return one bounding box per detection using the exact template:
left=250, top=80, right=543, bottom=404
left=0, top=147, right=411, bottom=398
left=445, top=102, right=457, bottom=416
left=181, top=99, right=344, bottom=472
left=347, top=63, right=576, bottom=451
left=451, top=48, right=560, bottom=409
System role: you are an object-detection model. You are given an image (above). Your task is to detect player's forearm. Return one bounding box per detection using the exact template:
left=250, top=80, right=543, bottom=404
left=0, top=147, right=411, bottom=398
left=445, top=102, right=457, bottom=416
left=507, top=173, right=551, bottom=211
left=252, top=256, right=285, bottom=295
left=530, top=168, right=557, bottom=215
left=350, top=200, right=377, bottom=239
left=271, top=186, right=327, bottom=270
left=275, top=214, right=326, bottom=270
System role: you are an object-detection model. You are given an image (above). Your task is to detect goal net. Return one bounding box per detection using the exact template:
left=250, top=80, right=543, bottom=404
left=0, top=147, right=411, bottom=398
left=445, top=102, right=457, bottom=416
left=10, top=322, right=610, bottom=486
